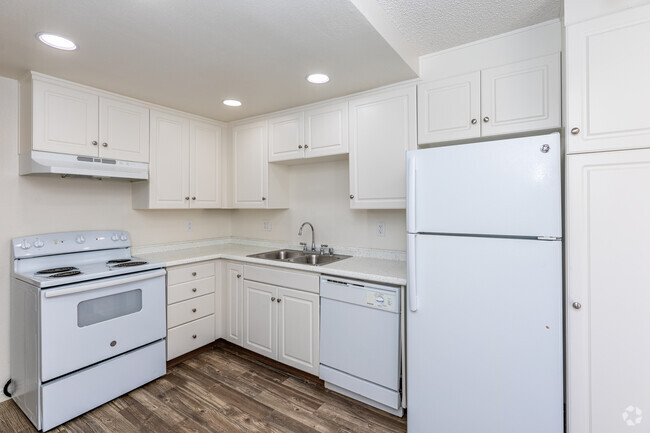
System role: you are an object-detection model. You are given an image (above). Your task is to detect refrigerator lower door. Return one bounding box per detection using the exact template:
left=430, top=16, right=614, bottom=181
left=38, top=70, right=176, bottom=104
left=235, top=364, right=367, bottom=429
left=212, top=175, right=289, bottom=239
left=407, top=234, right=563, bottom=433
left=406, top=132, right=561, bottom=238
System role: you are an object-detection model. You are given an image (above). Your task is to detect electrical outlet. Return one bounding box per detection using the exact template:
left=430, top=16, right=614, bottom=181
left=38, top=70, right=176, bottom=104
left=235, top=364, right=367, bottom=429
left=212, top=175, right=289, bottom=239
left=263, top=221, right=272, bottom=232
left=376, top=222, right=386, bottom=237
left=186, top=220, right=193, bottom=232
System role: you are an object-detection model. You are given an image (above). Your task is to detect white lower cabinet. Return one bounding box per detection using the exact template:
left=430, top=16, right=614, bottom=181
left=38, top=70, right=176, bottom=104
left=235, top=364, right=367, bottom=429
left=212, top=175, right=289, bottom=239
left=225, top=262, right=244, bottom=346
left=243, top=280, right=278, bottom=359
left=166, top=261, right=217, bottom=361
left=277, top=287, right=320, bottom=375
left=566, top=148, right=650, bottom=433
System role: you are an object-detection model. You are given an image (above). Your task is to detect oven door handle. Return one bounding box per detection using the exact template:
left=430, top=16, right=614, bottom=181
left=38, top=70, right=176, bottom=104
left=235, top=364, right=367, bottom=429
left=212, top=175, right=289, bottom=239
left=43, top=269, right=167, bottom=298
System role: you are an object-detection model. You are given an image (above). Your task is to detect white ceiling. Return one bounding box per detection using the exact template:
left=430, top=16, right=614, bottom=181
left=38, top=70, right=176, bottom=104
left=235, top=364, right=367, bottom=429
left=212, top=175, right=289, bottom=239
left=0, top=0, right=560, bottom=122
left=375, top=0, right=561, bottom=55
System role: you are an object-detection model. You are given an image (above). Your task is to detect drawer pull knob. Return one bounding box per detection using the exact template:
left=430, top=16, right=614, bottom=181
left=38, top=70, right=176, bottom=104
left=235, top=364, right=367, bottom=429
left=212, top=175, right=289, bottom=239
left=571, top=127, right=580, bottom=135
left=237, top=274, right=241, bottom=278
left=192, top=272, right=197, bottom=277
left=110, top=340, right=117, bottom=347
left=192, top=308, right=197, bottom=313
left=471, top=118, right=477, bottom=125
left=483, top=116, right=490, bottom=123
left=271, top=297, right=276, bottom=302
left=192, top=334, right=197, bottom=339
left=192, top=288, right=197, bottom=292
left=277, top=298, right=281, bottom=303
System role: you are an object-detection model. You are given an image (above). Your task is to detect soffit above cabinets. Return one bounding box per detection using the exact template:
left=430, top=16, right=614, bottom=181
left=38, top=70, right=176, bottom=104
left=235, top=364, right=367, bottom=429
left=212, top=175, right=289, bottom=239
left=0, top=0, right=417, bottom=122
left=374, top=0, right=561, bottom=55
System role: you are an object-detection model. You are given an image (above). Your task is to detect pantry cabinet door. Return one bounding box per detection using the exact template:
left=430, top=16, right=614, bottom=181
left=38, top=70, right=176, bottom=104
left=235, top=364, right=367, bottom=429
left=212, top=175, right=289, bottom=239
left=149, top=111, right=190, bottom=208
left=225, top=263, right=244, bottom=346
left=190, top=120, right=222, bottom=208
left=243, top=281, right=277, bottom=359
left=232, top=121, right=268, bottom=208
left=32, top=80, right=99, bottom=157
left=566, top=5, right=650, bottom=153
left=98, top=97, right=150, bottom=162
left=349, top=85, right=416, bottom=209
left=268, top=112, right=304, bottom=162
left=305, top=101, right=349, bottom=158
left=481, top=53, right=561, bottom=137
left=417, top=72, right=480, bottom=145
left=566, top=148, right=650, bottom=433
left=277, top=288, right=319, bottom=375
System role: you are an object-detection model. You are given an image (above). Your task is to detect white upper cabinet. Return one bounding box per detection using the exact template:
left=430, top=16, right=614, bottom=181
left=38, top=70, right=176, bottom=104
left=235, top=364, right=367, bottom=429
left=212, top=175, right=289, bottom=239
left=417, top=54, right=561, bottom=145
left=349, top=85, right=416, bottom=209
left=268, top=112, right=304, bottom=162
left=190, top=120, right=222, bottom=208
left=133, top=111, right=223, bottom=209
left=232, top=121, right=268, bottom=208
left=98, top=97, right=150, bottom=163
left=417, top=72, right=480, bottom=143
left=566, top=5, right=650, bottom=154
left=24, top=74, right=149, bottom=162
left=481, top=53, right=561, bottom=136
left=31, top=80, right=99, bottom=157
left=268, top=101, right=349, bottom=163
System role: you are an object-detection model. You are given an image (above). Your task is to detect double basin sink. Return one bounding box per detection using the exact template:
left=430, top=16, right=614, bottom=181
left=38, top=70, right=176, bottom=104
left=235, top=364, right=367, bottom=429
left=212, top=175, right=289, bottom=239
left=248, top=249, right=351, bottom=266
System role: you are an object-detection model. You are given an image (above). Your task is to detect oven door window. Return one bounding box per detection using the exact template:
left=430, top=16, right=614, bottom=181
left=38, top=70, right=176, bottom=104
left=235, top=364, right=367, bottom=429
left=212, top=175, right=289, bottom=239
left=77, top=289, right=143, bottom=327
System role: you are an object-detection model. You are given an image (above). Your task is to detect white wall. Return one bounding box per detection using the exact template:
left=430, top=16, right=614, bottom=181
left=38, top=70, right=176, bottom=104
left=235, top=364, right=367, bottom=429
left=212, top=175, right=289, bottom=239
left=0, top=76, right=232, bottom=402
left=230, top=159, right=406, bottom=251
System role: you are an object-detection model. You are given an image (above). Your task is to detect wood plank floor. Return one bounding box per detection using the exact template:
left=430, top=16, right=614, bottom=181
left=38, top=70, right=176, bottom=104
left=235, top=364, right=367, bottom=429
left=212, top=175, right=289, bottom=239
left=0, top=343, right=407, bottom=432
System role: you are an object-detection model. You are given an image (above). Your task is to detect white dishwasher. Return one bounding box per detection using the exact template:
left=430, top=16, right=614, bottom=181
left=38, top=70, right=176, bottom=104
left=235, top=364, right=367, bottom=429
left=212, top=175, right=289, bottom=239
left=319, top=276, right=403, bottom=416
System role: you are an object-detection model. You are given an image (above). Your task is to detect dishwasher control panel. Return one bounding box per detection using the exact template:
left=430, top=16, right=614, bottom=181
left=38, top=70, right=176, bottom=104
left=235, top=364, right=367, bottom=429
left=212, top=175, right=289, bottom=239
left=366, top=292, right=396, bottom=309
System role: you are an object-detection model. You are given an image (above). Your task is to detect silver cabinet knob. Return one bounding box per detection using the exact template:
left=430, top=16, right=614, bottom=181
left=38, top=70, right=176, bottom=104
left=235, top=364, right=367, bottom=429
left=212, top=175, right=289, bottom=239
left=277, top=298, right=281, bottom=303
left=192, top=288, right=197, bottom=292
left=185, top=196, right=190, bottom=201
left=271, top=297, right=276, bottom=302
left=262, top=197, right=266, bottom=201
left=298, top=145, right=303, bottom=149
left=192, top=196, right=196, bottom=200
left=571, top=127, right=580, bottom=135
left=471, top=118, right=477, bottom=125
left=110, top=340, right=117, bottom=347
left=102, top=142, right=108, bottom=147
left=572, top=302, right=582, bottom=310
left=192, top=272, right=197, bottom=277
left=192, top=308, right=197, bottom=313
left=305, top=144, right=309, bottom=149
left=237, top=274, right=241, bottom=278
left=192, top=334, right=197, bottom=339
left=349, top=194, right=354, bottom=199
left=92, top=140, right=98, bottom=146
left=483, top=116, right=490, bottom=123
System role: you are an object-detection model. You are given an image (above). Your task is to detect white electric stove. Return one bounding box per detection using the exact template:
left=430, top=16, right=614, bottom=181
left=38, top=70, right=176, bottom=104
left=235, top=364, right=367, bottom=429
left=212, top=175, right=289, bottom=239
left=10, top=230, right=167, bottom=431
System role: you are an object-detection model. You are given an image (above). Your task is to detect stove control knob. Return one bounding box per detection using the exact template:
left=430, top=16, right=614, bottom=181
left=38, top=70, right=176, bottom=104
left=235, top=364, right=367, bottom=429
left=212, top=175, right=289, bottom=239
left=111, top=233, right=120, bottom=241
left=120, top=234, right=128, bottom=241
left=33, top=239, right=44, bottom=248
left=75, top=235, right=86, bottom=244
left=21, top=240, right=31, bottom=250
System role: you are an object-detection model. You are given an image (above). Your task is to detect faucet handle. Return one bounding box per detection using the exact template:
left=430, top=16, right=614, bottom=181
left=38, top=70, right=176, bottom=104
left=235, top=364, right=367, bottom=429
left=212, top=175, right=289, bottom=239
left=319, top=244, right=328, bottom=254
left=300, top=242, right=307, bottom=252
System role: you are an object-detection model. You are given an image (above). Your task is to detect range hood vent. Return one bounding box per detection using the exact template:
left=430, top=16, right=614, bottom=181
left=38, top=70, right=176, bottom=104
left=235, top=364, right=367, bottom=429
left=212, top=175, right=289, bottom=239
left=19, top=151, right=149, bottom=181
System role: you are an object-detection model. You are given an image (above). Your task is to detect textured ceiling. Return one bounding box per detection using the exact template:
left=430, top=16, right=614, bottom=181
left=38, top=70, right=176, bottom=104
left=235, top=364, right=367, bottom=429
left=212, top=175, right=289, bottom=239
left=374, top=0, right=561, bottom=55
left=0, top=0, right=416, bottom=121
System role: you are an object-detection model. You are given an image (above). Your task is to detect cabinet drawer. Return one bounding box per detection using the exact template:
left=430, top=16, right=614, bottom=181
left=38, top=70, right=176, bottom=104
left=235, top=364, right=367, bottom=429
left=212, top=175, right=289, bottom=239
left=244, top=264, right=319, bottom=294
left=167, top=293, right=215, bottom=328
left=168, top=276, right=215, bottom=304
left=167, top=261, right=215, bottom=286
left=167, top=314, right=215, bottom=360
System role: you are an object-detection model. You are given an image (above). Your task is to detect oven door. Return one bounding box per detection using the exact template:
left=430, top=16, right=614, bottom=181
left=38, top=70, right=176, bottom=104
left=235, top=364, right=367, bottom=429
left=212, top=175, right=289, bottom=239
left=40, top=269, right=166, bottom=382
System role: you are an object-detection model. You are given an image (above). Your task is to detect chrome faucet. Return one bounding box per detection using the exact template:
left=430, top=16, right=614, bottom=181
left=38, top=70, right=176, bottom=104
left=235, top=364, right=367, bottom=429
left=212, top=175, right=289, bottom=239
left=298, top=222, right=316, bottom=252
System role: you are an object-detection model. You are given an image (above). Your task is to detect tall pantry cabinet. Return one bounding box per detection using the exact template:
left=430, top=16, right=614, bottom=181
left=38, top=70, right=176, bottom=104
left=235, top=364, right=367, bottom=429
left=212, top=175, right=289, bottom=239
left=565, top=4, right=650, bottom=433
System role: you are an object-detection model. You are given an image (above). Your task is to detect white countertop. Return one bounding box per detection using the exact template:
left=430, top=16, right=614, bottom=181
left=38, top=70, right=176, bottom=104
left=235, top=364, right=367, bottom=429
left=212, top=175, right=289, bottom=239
left=135, top=241, right=406, bottom=286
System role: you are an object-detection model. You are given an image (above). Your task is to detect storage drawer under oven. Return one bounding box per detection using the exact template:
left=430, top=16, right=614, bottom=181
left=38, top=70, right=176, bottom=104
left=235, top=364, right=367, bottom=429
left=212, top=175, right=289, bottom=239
left=39, top=269, right=166, bottom=382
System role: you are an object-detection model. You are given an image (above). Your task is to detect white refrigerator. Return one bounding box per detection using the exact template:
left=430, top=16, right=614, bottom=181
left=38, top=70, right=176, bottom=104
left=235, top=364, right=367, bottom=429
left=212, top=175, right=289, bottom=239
left=406, top=133, right=564, bottom=433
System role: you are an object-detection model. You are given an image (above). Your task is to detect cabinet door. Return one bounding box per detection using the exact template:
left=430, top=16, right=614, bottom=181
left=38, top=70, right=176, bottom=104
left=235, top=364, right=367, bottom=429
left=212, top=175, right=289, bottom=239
left=243, top=281, right=277, bottom=359
left=349, top=85, right=416, bottom=209
left=481, top=53, right=561, bottom=137
left=566, top=149, right=650, bottom=433
left=149, top=111, right=190, bottom=208
left=305, top=101, right=349, bottom=158
left=417, top=72, right=480, bottom=144
left=225, top=263, right=244, bottom=346
left=190, top=120, right=222, bottom=208
left=566, top=5, right=650, bottom=153
left=98, top=97, right=150, bottom=162
left=268, top=112, right=304, bottom=162
left=32, top=80, right=99, bottom=156
left=277, top=288, right=319, bottom=375
left=232, top=121, right=268, bottom=208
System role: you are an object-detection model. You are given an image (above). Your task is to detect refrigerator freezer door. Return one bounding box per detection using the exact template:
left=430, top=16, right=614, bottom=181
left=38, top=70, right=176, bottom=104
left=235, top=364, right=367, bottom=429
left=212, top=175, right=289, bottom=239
left=406, top=234, right=563, bottom=433
left=406, top=132, right=561, bottom=238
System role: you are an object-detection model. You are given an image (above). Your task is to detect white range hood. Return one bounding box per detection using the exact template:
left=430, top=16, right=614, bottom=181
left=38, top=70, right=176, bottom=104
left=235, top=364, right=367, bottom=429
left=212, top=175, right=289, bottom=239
left=19, top=151, right=149, bottom=181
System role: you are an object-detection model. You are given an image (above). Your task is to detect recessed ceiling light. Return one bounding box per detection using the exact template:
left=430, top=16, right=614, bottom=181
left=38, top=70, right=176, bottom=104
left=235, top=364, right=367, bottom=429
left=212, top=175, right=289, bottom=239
left=222, top=99, right=242, bottom=107
left=36, top=33, right=77, bottom=51
left=306, top=73, right=330, bottom=84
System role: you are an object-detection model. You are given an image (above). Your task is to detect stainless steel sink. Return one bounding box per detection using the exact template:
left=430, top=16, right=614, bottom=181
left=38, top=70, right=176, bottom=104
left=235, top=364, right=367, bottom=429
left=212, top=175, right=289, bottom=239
left=247, top=249, right=351, bottom=266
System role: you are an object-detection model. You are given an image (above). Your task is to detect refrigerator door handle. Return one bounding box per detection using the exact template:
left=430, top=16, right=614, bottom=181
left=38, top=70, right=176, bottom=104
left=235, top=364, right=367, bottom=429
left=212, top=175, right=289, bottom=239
left=407, top=235, right=417, bottom=312
left=407, top=153, right=416, bottom=233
